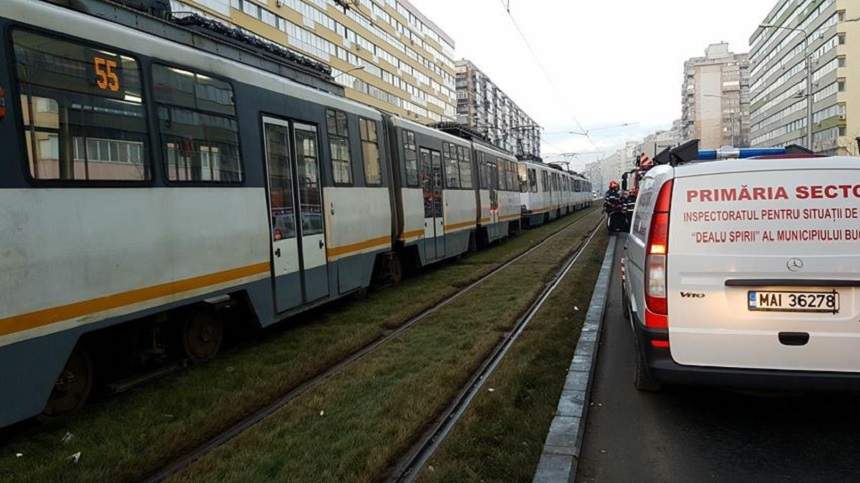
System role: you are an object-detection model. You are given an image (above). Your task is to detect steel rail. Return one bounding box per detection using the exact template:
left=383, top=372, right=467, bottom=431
left=388, top=223, right=602, bottom=482
left=143, top=209, right=600, bottom=482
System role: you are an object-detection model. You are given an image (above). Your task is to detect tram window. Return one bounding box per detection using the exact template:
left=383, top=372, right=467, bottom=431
left=327, top=109, right=352, bottom=185
left=496, top=159, right=507, bottom=191
left=295, top=126, right=324, bottom=236
left=458, top=146, right=472, bottom=189
left=265, top=122, right=296, bottom=240
left=153, top=64, right=241, bottom=183
left=152, top=64, right=234, bottom=116
left=478, top=152, right=489, bottom=190
left=529, top=169, right=537, bottom=193
left=517, top=164, right=527, bottom=193
left=359, top=118, right=381, bottom=186
left=403, top=130, right=418, bottom=187
left=443, top=143, right=460, bottom=189
left=13, top=30, right=149, bottom=182
left=507, top=162, right=516, bottom=192
left=157, top=107, right=241, bottom=182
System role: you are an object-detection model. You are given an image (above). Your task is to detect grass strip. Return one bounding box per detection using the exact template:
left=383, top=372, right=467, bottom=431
left=169, top=211, right=604, bottom=483
left=0, top=208, right=599, bottom=483
left=419, top=229, right=608, bottom=483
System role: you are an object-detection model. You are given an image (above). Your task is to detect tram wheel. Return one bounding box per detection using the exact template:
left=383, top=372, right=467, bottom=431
left=44, top=346, right=94, bottom=416
left=182, top=310, right=224, bottom=363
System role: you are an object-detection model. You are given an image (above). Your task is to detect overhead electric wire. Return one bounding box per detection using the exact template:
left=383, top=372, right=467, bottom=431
left=497, top=0, right=598, bottom=150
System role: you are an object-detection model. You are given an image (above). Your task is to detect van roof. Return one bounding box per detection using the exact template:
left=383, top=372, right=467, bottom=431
left=672, top=156, right=860, bottom=178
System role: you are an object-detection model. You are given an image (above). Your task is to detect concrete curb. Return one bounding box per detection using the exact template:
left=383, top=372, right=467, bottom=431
left=533, top=235, right=617, bottom=483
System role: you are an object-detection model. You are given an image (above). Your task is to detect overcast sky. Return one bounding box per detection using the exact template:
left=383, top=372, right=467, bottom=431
left=411, top=0, right=775, bottom=169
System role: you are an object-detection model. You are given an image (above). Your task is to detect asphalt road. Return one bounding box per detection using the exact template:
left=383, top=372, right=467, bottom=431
left=577, top=235, right=860, bottom=483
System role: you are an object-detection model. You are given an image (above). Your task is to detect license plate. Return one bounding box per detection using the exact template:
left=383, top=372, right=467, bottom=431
left=748, top=290, right=840, bottom=313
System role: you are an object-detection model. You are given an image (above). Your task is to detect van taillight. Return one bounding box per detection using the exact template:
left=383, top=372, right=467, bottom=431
left=645, top=180, right=673, bottom=330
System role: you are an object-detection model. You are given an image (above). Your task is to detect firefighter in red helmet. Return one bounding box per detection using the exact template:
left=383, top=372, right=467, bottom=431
left=606, top=179, right=620, bottom=197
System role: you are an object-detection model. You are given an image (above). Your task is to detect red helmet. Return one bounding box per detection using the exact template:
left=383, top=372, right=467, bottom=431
left=609, top=180, right=620, bottom=190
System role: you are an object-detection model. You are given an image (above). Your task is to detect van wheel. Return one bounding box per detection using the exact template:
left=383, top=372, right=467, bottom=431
left=44, top=346, right=95, bottom=416
left=633, top=345, right=661, bottom=392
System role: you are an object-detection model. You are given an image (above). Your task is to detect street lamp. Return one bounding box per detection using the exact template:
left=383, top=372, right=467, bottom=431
left=333, top=65, right=365, bottom=80
left=759, top=23, right=815, bottom=149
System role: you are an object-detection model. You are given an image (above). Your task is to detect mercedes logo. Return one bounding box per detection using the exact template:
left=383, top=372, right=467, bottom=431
left=787, top=258, right=804, bottom=272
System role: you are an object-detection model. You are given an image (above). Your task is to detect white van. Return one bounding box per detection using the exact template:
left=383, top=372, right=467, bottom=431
left=622, top=148, right=860, bottom=391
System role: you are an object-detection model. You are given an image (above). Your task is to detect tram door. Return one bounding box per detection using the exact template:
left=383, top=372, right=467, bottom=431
left=488, top=157, right=499, bottom=224
left=420, top=148, right=445, bottom=261
left=263, top=117, right=329, bottom=313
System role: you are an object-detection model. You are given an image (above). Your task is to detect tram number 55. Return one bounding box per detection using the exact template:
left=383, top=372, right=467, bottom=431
left=94, top=56, right=120, bottom=92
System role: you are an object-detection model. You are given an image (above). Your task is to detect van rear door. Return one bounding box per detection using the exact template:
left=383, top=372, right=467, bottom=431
left=667, top=157, right=860, bottom=372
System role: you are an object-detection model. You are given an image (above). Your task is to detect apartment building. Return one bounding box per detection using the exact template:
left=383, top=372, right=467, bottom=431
left=170, top=0, right=458, bottom=124
left=636, top=120, right=685, bottom=158
left=595, top=141, right=638, bottom=191
left=455, top=59, right=541, bottom=160
left=749, top=0, right=860, bottom=155
left=681, top=43, right=751, bottom=149
left=583, top=161, right=603, bottom=195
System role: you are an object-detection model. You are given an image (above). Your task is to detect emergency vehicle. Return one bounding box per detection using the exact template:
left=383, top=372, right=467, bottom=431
left=622, top=141, right=860, bottom=391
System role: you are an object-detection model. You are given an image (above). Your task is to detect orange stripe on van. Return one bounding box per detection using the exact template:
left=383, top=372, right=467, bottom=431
left=326, top=236, right=390, bottom=258
left=0, top=262, right=271, bottom=338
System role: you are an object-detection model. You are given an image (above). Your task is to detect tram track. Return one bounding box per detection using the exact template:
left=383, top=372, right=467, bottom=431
left=386, top=223, right=601, bottom=482
left=142, top=210, right=600, bottom=482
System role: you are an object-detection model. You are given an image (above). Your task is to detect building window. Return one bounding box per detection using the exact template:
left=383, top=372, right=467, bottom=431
left=153, top=64, right=241, bottom=183
left=13, top=30, right=150, bottom=182
left=359, top=118, right=382, bottom=185
left=327, top=109, right=352, bottom=185
left=403, top=130, right=418, bottom=187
